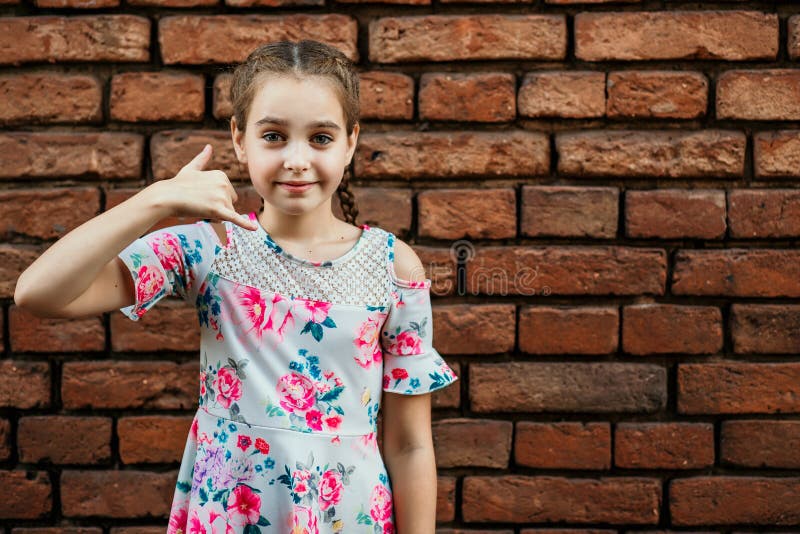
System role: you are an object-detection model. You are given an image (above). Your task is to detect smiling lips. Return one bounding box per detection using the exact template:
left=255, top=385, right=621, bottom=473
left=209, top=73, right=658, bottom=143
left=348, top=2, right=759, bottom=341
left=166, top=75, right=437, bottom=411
left=278, top=181, right=317, bottom=192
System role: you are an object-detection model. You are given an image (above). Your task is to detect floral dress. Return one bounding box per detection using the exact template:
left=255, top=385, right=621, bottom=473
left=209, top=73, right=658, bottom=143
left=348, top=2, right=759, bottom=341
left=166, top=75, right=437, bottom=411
left=117, top=211, right=458, bottom=534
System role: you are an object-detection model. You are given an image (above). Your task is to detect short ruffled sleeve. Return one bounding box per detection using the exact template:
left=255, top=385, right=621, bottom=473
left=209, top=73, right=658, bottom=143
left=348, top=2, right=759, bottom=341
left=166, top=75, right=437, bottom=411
left=380, top=276, right=459, bottom=396
left=117, top=220, right=224, bottom=321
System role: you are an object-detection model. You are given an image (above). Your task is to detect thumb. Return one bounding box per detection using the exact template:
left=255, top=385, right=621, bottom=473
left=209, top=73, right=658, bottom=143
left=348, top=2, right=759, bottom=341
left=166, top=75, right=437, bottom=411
left=186, top=144, right=213, bottom=171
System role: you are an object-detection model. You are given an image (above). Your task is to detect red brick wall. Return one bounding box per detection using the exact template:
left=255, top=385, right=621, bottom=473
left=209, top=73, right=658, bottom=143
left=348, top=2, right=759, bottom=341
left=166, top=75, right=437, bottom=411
left=2, top=0, right=800, bottom=531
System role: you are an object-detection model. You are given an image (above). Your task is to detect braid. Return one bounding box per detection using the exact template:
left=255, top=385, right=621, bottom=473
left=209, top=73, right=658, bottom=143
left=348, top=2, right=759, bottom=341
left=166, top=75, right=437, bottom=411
left=337, top=166, right=359, bottom=225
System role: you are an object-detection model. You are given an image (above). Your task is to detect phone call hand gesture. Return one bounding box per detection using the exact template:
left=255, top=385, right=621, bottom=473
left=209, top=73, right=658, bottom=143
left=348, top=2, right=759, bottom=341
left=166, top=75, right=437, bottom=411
left=161, top=144, right=259, bottom=231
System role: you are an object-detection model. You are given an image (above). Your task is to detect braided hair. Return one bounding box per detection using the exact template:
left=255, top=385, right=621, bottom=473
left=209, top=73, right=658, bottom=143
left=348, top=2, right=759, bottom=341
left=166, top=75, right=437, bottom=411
left=230, top=40, right=360, bottom=225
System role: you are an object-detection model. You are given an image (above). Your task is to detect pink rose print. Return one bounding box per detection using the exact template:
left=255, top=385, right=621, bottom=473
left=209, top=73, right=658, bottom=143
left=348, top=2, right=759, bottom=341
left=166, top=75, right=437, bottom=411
left=168, top=504, right=188, bottom=534
left=293, top=298, right=332, bottom=324
left=213, top=367, right=242, bottom=409
left=290, top=505, right=319, bottom=534
left=277, top=371, right=317, bottom=414
left=391, top=368, right=409, bottom=380
left=238, top=286, right=294, bottom=342
left=237, top=434, right=252, bottom=451
left=134, top=265, right=165, bottom=315
left=392, top=330, right=423, bottom=355
left=151, top=232, right=184, bottom=276
left=227, top=485, right=261, bottom=526
left=292, top=469, right=312, bottom=498
left=188, top=509, right=206, bottom=534
left=199, top=371, right=207, bottom=396
left=305, top=409, right=324, bottom=431
left=370, top=484, right=393, bottom=523
left=319, top=469, right=344, bottom=511
left=324, top=415, right=342, bottom=431
left=190, top=416, right=199, bottom=442
left=354, top=316, right=384, bottom=369
left=254, top=438, right=270, bottom=454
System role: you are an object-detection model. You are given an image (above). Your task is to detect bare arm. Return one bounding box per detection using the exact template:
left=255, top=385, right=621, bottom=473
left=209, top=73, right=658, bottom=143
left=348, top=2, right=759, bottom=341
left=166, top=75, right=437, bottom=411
left=14, top=144, right=255, bottom=319
left=14, top=182, right=171, bottom=318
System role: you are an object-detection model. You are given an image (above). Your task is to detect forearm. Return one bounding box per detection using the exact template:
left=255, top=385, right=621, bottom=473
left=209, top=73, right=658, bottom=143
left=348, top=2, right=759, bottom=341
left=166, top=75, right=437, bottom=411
left=15, top=182, right=170, bottom=311
left=384, top=445, right=437, bottom=534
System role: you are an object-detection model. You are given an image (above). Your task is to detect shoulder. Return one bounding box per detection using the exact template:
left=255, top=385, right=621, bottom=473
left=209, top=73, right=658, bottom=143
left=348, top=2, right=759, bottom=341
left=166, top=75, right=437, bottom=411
left=208, top=221, right=229, bottom=247
left=390, top=236, right=427, bottom=284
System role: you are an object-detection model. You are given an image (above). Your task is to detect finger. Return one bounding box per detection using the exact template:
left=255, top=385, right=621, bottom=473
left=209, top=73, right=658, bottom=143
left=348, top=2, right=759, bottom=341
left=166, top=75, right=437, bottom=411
left=184, top=144, right=213, bottom=171
left=221, top=209, right=257, bottom=231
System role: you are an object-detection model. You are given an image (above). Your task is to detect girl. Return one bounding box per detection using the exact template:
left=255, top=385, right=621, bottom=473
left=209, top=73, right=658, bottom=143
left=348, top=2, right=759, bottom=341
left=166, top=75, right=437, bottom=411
left=14, top=39, right=458, bottom=533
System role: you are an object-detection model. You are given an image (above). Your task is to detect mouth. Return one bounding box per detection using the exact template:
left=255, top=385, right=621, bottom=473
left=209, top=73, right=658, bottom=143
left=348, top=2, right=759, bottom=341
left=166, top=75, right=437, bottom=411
left=277, top=181, right=317, bottom=192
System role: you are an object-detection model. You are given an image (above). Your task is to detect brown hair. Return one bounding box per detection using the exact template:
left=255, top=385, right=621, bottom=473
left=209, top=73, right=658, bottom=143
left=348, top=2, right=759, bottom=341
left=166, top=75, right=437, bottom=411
left=228, top=40, right=360, bottom=225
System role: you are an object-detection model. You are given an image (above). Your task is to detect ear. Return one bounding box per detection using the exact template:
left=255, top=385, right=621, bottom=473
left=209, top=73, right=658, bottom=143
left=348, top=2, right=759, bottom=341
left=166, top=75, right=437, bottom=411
left=230, top=117, right=247, bottom=164
left=345, top=122, right=360, bottom=165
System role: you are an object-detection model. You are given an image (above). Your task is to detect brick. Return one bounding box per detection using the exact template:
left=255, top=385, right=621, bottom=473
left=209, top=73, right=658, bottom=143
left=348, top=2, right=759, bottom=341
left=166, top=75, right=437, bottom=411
left=109, top=529, right=163, bottom=534
left=150, top=130, right=243, bottom=182
left=355, top=131, right=549, bottom=179
left=547, top=0, right=639, bottom=2
left=110, top=302, right=199, bottom=352
left=226, top=0, right=322, bottom=6
left=463, top=476, right=660, bottom=523
left=111, top=72, right=204, bottom=122
left=159, top=15, right=357, bottom=65
left=0, top=73, right=102, bottom=125
left=670, top=477, right=800, bottom=525
left=622, top=304, right=722, bottom=355
left=470, top=362, right=666, bottom=413
left=625, top=189, right=725, bottom=239
left=10, top=306, right=104, bottom=352
left=415, top=246, right=457, bottom=298
left=436, top=476, right=456, bottom=522
left=0, top=471, right=52, bottom=518
left=518, top=71, right=605, bottom=118
left=118, top=415, right=193, bottom=464
left=0, top=244, right=34, bottom=298
left=754, top=130, right=800, bottom=178
left=418, top=188, right=515, bottom=239
left=615, top=423, right=714, bottom=469
left=521, top=186, right=618, bottom=238
left=359, top=71, right=415, bottom=121
left=434, top=304, right=515, bottom=355
left=519, top=306, right=618, bottom=355
left=0, top=361, right=50, bottom=409
left=343, top=187, right=412, bottom=236
left=0, top=132, right=143, bottom=180
left=62, top=361, right=197, bottom=410
left=575, top=11, right=778, bottom=61
left=0, top=418, right=9, bottom=461
left=0, top=16, right=149, bottom=66
left=0, top=188, right=100, bottom=240
left=721, top=420, right=800, bottom=468
left=672, top=249, right=800, bottom=297
left=607, top=71, right=707, bottom=118
left=515, top=422, right=610, bottom=469
left=18, top=416, right=111, bottom=464
left=369, top=15, right=566, bottom=63
left=731, top=304, right=800, bottom=354
left=465, top=246, right=666, bottom=296
left=61, top=470, right=175, bottom=517
left=36, top=0, right=117, bottom=6
left=789, top=15, right=800, bottom=59
left=718, top=69, right=800, bottom=120
left=728, top=189, right=800, bottom=238
left=432, top=418, right=512, bottom=468
left=678, top=362, right=800, bottom=414
left=419, top=72, right=515, bottom=122
left=13, top=529, right=102, bottom=534
left=557, top=130, right=745, bottom=178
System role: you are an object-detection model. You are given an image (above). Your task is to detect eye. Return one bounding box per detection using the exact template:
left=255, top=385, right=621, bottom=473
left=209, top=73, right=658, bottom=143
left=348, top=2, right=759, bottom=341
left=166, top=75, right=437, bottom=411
left=262, top=132, right=282, bottom=142
left=313, top=134, right=333, bottom=145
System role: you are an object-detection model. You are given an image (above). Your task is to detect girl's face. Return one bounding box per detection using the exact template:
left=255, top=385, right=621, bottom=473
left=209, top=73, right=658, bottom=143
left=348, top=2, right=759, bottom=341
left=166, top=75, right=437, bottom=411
left=231, top=74, right=359, bottom=217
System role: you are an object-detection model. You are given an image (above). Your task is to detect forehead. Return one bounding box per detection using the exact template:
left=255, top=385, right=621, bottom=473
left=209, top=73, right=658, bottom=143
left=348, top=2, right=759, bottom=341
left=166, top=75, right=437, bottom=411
left=248, top=74, right=345, bottom=128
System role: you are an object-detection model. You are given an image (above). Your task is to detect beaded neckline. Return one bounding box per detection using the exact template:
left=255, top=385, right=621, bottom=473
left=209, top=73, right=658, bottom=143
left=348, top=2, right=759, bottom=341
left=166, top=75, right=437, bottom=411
left=248, top=211, right=369, bottom=268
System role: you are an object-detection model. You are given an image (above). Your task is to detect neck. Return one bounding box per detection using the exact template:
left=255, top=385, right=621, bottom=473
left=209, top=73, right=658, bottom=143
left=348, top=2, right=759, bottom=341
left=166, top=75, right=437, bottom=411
left=257, top=198, right=341, bottom=243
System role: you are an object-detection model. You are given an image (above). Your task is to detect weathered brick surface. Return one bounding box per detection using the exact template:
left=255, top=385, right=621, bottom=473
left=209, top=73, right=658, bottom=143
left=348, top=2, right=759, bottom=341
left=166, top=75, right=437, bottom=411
left=2, top=2, right=799, bottom=531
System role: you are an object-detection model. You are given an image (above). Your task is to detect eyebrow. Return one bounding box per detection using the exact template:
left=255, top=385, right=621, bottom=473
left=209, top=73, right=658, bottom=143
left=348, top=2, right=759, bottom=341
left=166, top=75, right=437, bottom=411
left=254, top=116, right=341, bottom=131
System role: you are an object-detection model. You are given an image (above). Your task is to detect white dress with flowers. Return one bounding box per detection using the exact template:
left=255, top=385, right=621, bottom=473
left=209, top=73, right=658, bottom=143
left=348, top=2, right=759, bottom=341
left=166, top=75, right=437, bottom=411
left=116, top=211, right=458, bottom=534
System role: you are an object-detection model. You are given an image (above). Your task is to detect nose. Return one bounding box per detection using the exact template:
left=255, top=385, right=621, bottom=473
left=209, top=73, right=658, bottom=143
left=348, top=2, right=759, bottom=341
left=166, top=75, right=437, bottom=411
left=283, top=142, right=310, bottom=174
